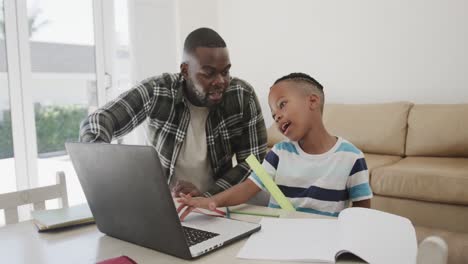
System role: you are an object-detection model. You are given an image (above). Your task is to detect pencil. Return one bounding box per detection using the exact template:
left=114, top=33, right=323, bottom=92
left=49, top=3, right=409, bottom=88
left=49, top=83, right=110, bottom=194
left=226, top=207, right=231, bottom=219
left=229, top=210, right=280, bottom=218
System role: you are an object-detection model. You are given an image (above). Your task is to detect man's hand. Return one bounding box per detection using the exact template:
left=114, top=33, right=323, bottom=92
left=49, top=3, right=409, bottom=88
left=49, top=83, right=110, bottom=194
left=171, top=180, right=202, bottom=197
left=176, top=193, right=217, bottom=221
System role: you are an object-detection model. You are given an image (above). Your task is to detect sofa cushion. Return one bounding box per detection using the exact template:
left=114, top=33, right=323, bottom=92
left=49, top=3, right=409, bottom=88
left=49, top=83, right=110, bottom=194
left=323, top=102, right=413, bottom=156
left=364, top=153, right=402, bottom=174
left=267, top=124, right=285, bottom=148
left=371, top=157, right=468, bottom=205
left=373, top=195, right=468, bottom=233
left=406, top=104, right=468, bottom=157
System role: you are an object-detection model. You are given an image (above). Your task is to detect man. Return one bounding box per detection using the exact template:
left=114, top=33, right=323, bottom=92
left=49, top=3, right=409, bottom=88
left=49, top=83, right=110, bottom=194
left=79, top=28, right=267, bottom=197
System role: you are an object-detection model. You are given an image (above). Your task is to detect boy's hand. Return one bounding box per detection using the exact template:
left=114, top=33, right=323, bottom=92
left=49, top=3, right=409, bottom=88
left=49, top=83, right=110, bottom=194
left=176, top=193, right=217, bottom=221
left=171, top=180, right=202, bottom=197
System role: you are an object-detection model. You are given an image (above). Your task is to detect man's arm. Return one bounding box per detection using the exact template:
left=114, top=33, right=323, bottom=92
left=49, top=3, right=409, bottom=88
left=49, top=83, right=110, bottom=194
left=205, top=89, right=267, bottom=196
left=79, top=79, right=157, bottom=143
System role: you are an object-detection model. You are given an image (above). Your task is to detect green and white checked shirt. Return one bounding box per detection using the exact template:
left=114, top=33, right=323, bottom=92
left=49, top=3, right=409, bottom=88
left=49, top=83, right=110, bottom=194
left=79, top=73, right=267, bottom=196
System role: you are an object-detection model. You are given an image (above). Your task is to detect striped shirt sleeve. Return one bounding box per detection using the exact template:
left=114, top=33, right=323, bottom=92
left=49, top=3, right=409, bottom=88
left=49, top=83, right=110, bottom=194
left=347, top=153, right=373, bottom=202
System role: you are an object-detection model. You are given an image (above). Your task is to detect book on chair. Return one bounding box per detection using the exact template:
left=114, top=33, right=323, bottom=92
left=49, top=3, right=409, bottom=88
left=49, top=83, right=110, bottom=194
left=237, top=207, right=417, bottom=264
left=31, top=203, right=94, bottom=231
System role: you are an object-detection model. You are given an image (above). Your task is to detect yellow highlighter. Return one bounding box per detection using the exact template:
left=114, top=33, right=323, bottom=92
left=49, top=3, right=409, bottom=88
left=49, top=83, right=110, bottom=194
left=245, top=154, right=296, bottom=211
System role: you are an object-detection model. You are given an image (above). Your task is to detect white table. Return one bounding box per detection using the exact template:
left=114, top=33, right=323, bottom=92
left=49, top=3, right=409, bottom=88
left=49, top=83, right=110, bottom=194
left=0, top=204, right=362, bottom=264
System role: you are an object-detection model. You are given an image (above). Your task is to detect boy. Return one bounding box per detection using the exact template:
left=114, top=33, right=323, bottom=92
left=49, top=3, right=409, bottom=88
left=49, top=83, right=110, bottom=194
left=177, top=73, right=372, bottom=220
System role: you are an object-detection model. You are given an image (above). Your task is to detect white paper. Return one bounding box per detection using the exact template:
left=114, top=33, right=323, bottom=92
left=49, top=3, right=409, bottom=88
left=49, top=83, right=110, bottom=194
left=237, top=208, right=417, bottom=263
left=237, top=218, right=340, bottom=262
left=339, top=208, right=417, bottom=264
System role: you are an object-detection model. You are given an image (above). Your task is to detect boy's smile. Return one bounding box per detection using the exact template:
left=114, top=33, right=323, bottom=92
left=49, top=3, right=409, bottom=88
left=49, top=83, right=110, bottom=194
left=280, top=121, right=292, bottom=135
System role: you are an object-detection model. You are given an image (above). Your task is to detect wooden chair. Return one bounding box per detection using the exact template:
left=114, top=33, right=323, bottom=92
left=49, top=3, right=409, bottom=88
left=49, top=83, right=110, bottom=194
left=0, top=171, right=69, bottom=225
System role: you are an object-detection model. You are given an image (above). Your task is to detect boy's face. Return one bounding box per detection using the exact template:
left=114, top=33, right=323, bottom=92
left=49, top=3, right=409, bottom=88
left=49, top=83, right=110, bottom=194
left=268, top=81, right=319, bottom=141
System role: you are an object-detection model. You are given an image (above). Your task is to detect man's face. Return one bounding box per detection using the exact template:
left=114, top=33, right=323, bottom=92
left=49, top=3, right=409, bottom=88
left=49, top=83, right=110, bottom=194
left=181, top=47, right=231, bottom=106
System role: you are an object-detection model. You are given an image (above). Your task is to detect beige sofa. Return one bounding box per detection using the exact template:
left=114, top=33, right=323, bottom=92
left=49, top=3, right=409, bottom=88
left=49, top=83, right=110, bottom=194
left=267, top=102, right=468, bottom=264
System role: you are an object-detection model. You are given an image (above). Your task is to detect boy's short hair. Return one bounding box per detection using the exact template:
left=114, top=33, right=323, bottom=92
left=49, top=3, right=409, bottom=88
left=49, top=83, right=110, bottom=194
left=274, top=72, right=323, bottom=90
left=274, top=72, right=325, bottom=112
left=183, top=28, right=226, bottom=55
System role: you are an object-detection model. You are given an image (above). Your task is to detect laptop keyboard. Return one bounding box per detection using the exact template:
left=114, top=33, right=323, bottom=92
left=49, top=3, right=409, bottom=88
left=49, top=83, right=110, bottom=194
left=183, top=226, right=219, bottom=247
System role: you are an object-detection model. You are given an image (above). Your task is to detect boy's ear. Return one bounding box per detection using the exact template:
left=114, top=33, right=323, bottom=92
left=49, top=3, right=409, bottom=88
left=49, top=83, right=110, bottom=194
left=308, top=94, right=321, bottom=111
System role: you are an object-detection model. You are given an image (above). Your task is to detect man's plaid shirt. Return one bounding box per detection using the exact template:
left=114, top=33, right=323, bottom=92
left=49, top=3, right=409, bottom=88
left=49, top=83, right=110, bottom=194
left=79, top=73, right=267, bottom=196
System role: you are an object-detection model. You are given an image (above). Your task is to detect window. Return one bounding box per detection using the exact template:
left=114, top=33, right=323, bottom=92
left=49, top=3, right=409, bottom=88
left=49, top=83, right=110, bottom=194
left=0, top=0, right=17, bottom=195
left=108, top=0, right=132, bottom=100
left=0, top=0, right=132, bottom=209
left=27, top=0, right=97, bottom=206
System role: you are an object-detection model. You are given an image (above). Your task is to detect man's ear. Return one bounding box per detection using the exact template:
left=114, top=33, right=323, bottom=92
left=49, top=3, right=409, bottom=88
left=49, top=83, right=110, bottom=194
left=180, top=63, right=188, bottom=79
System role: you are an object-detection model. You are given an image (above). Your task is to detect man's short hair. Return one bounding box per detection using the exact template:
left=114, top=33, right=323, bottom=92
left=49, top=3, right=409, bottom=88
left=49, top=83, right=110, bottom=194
left=183, top=28, right=226, bottom=55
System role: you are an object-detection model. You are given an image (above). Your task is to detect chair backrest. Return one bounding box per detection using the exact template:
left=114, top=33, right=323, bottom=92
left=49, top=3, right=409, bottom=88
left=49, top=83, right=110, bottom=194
left=417, top=236, right=448, bottom=264
left=0, top=171, right=69, bottom=225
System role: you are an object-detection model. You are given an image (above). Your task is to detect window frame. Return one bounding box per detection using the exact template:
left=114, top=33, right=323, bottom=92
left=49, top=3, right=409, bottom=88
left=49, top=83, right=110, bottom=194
left=2, top=0, right=109, bottom=191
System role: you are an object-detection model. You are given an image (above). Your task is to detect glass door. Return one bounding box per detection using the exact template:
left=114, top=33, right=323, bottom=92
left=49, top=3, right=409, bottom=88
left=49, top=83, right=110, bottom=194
left=0, top=0, right=132, bottom=213
left=24, top=0, right=98, bottom=206
left=0, top=0, right=16, bottom=195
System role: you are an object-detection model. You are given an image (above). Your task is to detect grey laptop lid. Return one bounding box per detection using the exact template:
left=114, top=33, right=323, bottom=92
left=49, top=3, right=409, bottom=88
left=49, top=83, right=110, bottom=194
left=65, top=142, right=260, bottom=260
left=66, top=142, right=192, bottom=259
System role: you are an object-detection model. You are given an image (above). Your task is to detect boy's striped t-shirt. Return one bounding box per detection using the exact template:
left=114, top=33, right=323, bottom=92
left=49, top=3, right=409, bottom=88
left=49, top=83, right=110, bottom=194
left=248, top=137, right=373, bottom=217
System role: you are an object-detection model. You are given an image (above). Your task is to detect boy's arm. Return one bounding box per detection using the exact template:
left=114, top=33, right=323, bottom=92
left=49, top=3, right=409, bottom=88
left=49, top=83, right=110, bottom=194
left=178, top=146, right=279, bottom=221
left=212, top=179, right=261, bottom=207
left=352, top=199, right=371, bottom=208
left=177, top=179, right=261, bottom=221
left=347, top=155, right=373, bottom=207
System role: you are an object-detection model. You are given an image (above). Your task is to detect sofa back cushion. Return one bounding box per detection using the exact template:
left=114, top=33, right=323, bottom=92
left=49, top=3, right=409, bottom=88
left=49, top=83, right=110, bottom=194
left=267, top=124, right=285, bottom=148
left=323, top=102, right=413, bottom=156
left=406, top=104, right=468, bottom=157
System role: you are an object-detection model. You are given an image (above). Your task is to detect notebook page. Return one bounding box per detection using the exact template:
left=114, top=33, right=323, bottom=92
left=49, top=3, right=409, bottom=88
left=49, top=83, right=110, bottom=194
left=338, top=208, right=417, bottom=264
left=237, top=218, right=340, bottom=262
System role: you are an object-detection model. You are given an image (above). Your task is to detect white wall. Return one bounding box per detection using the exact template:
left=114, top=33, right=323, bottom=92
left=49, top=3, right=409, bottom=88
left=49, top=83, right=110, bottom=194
left=130, top=0, right=179, bottom=81
left=176, top=0, right=219, bottom=52
left=125, top=0, right=180, bottom=144
left=176, top=0, right=468, bottom=127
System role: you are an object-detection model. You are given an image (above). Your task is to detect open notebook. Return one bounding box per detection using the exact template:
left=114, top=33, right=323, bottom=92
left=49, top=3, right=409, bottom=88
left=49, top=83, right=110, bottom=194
left=237, top=207, right=417, bottom=264
left=31, top=203, right=94, bottom=231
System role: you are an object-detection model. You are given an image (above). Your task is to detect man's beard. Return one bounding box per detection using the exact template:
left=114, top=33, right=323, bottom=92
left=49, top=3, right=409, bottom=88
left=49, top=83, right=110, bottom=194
left=185, top=79, right=210, bottom=106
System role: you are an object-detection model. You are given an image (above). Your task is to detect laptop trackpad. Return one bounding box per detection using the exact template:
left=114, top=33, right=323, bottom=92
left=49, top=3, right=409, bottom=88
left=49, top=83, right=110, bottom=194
left=181, top=213, right=260, bottom=257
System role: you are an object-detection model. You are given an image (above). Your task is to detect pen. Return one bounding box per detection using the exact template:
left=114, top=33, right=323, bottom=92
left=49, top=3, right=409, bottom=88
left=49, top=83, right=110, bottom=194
left=226, top=207, right=231, bottom=219
left=228, top=210, right=280, bottom=218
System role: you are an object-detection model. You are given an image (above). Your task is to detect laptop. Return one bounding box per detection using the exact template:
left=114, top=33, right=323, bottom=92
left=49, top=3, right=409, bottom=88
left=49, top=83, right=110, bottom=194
left=65, top=142, right=261, bottom=259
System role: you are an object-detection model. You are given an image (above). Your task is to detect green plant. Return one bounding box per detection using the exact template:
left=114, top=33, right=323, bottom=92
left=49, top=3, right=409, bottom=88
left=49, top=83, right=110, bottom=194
left=0, top=104, right=88, bottom=159
left=35, top=104, right=87, bottom=154
left=0, top=110, right=13, bottom=159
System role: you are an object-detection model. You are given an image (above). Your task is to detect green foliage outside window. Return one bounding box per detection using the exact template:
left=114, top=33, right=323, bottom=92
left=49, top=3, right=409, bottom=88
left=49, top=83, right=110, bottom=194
left=0, top=104, right=87, bottom=159
left=0, top=110, right=13, bottom=159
